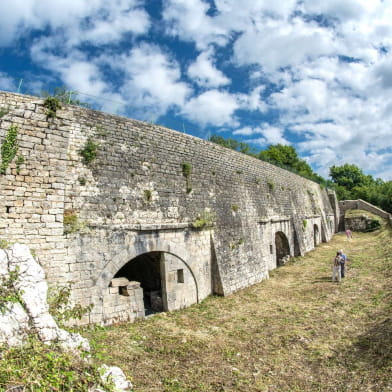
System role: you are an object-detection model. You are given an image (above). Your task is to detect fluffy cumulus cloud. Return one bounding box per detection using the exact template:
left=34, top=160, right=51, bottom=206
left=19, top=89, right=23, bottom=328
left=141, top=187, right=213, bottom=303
left=1, top=0, right=392, bottom=179
left=0, top=0, right=150, bottom=46
left=187, top=49, right=230, bottom=88
left=182, top=90, right=240, bottom=127
left=115, top=43, right=191, bottom=118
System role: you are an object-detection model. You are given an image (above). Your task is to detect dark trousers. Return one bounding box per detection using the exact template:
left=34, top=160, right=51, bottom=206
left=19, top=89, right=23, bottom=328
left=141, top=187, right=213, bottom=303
left=341, top=263, right=345, bottom=278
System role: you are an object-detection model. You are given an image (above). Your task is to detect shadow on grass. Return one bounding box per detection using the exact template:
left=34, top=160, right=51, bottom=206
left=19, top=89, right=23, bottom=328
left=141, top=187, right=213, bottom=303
left=352, top=316, right=392, bottom=368
left=312, top=276, right=333, bottom=283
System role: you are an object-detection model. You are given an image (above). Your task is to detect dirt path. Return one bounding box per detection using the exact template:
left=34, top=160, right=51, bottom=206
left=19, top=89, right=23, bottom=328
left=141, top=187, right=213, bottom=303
left=88, top=228, right=392, bottom=392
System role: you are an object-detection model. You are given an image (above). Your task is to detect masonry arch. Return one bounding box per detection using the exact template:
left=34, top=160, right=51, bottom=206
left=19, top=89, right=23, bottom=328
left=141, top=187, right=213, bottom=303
left=95, top=236, right=200, bottom=314
left=113, top=250, right=198, bottom=315
left=313, top=224, right=320, bottom=247
left=275, top=231, right=290, bottom=267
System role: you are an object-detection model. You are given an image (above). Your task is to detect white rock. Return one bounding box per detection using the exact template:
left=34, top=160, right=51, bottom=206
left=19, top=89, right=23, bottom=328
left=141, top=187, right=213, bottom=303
left=0, top=244, right=90, bottom=352
left=99, top=365, right=133, bottom=392
left=0, top=302, right=30, bottom=346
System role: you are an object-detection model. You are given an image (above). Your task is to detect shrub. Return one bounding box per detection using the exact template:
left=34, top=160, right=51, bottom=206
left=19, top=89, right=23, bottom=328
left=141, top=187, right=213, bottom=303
left=48, top=285, right=93, bottom=327
left=43, top=96, right=62, bottom=119
left=192, top=210, right=215, bottom=229
left=0, top=124, right=19, bottom=174
left=144, top=189, right=152, bottom=202
left=80, top=138, right=98, bottom=165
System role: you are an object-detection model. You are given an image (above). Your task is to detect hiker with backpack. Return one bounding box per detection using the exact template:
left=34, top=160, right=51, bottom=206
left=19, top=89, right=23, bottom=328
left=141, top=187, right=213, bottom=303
left=332, top=251, right=342, bottom=282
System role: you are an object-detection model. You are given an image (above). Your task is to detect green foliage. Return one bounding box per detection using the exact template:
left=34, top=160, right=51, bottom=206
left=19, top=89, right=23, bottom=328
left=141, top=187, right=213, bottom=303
left=0, top=267, right=23, bottom=314
left=0, top=337, right=110, bottom=391
left=15, top=154, right=24, bottom=174
left=209, top=135, right=257, bottom=156
left=48, top=285, right=93, bottom=327
left=0, top=124, right=19, bottom=175
left=144, top=189, right=152, bottom=202
left=42, top=86, right=91, bottom=108
left=0, top=239, right=11, bottom=249
left=43, top=96, right=62, bottom=118
left=192, top=210, right=215, bottom=229
left=267, top=179, right=275, bottom=191
left=330, top=163, right=392, bottom=213
left=80, top=138, right=99, bottom=165
left=231, top=204, right=239, bottom=212
left=78, top=176, right=86, bottom=186
left=63, top=210, right=88, bottom=234
left=182, top=162, right=192, bottom=193
left=0, top=107, right=9, bottom=118
left=182, top=162, right=192, bottom=177
left=302, top=219, right=308, bottom=230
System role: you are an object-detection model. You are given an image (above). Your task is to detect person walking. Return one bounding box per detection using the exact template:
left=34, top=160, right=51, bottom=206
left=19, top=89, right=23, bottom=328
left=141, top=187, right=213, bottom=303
left=332, top=252, right=342, bottom=282
left=339, top=249, right=347, bottom=278
left=345, top=229, right=352, bottom=240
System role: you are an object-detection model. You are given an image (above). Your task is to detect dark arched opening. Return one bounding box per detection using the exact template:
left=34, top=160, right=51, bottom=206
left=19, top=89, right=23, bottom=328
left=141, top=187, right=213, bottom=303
left=114, top=251, right=164, bottom=315
left=313, top=224, right=319, bottom=247
left=275, top=231, right=290, bottom=267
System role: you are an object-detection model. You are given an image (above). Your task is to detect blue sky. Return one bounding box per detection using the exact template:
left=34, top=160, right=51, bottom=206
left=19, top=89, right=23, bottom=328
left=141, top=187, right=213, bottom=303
left=1, top=0, right=392, bottom=180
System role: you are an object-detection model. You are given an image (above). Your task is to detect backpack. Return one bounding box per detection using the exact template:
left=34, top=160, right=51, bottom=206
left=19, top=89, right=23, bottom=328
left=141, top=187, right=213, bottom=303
left=334, top=256, right=341, bottom=267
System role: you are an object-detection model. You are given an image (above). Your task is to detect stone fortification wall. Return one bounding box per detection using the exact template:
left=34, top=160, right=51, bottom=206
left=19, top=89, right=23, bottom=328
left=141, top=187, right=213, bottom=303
left=339, top=199, right=392, bottom=229
left=0, top=91, right=337, bottom=325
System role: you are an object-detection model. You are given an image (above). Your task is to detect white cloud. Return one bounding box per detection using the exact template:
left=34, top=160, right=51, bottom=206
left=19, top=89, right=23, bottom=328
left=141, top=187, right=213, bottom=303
left=187, top=50, right=230, bottom=88
left=182, top=90, right=239, bottom=127
left=0, top=72, right=16, bottom=91
left=0, top=0, right=150, bottom=47
left=110, top=43, right=192, bottom=119
left=162, top=0, right=228, bottom=49
left=233, top=124, right=288, bottom=146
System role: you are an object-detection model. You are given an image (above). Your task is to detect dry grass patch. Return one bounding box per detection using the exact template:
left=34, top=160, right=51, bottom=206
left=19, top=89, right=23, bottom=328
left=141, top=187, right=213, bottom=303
left=86, top=226, right=392, bottom=392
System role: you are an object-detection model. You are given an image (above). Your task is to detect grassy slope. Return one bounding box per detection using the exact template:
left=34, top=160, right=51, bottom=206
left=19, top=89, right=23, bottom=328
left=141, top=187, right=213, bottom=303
left=87, top=227, right=392, bottom=392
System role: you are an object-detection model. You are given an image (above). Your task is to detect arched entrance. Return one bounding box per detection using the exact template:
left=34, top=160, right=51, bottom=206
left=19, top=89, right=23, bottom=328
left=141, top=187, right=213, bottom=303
left=114, top=251, right=163, bottom=315
left=112, top=251, right=198, bottom=315
left=313, top=224, right=319, bottom=247
left=275, top=231, right=290, bottom=267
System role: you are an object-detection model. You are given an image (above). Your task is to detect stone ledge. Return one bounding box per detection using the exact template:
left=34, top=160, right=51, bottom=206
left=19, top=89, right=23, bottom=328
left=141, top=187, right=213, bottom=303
left=88, top=222, right=192, bottom=231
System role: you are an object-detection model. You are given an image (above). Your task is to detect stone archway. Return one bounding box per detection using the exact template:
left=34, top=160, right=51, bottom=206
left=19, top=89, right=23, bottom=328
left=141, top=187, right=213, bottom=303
left=114, top=251, right=164, bottom=315
left=314, top=224, right=320, bottom=247
left=275, top=231, right=290, bottom=267
left=110, top=250, right=198, bottom=316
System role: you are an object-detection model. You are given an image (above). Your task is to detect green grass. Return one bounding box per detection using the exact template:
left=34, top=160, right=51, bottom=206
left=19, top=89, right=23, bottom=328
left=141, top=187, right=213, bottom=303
left=83, top=224, right=392, bottom=391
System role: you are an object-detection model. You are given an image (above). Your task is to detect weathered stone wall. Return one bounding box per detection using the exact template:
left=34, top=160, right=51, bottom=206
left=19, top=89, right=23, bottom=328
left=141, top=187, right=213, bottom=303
left=0, top=91, right=338, bottom=325
left=339, top=199, right=392, bottom=229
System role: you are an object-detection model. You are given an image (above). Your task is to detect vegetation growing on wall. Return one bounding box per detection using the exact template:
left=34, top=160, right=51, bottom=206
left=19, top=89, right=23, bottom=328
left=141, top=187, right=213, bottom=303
left=0, top=107, right=9, bottom=118
left=0, top=124, right=19, bottom=175
left=0, top=267, right=22, bottom=314
left=182, top=162, right=192, bottom=193
left=192, top=210, right=214, bottom=229
left=80, top=138, right=99, bottom=165
left=48, top=286, right=93, bottom=328
left=63, top=210, right=88, bottom=234
left=43, top=96, right=62, bottom=119
left=143, top=189, right=152, bottom=203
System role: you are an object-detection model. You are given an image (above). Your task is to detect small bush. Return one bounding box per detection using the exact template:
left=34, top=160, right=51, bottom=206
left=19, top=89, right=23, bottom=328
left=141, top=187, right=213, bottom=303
left=231, top=205, right=239, bottom=212
left=43, top=96, right=62, bottom=118
left=144, top=189, right=152, bottom=202
left=182, top=162, right=192, bottom=177
left=302, top=219, right=308, bottom=231
left=63, top=210, right=88, bottom=234
left=0, top=267, right=22, bottom=314
left=0, top=337, right=109, bottom=391
left=267, top=179, right=275, bottom=191
left=48, top=285, right=93, bottom=327
left=1, top=124, right=19, bottom=174
left=192, top=210, right=215, bottom=229
left=80, top=138, right=99, bottom=165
